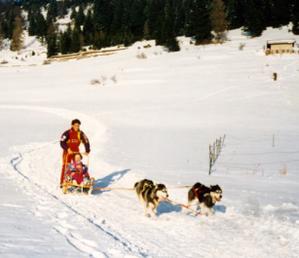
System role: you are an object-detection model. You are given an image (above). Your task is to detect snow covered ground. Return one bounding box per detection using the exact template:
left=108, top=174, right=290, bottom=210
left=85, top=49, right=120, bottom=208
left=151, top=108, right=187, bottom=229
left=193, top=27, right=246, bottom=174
left=0, top=31, right=47, bottom=67
left=0, top=27, right=299, bottom=257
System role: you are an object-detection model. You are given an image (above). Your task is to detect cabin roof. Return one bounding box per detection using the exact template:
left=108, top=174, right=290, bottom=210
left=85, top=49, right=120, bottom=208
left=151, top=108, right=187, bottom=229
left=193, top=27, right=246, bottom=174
left=267, top=39, right=296, bottom=45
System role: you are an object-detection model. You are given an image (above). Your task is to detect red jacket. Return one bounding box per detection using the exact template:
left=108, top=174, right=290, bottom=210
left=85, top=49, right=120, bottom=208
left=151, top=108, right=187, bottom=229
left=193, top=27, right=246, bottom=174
left=60, top=128, right=90, bottom=153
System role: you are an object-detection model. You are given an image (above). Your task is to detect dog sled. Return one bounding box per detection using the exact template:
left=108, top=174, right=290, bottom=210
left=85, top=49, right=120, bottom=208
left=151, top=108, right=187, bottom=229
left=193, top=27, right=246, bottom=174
left=61, top=153, right=95, bottom=195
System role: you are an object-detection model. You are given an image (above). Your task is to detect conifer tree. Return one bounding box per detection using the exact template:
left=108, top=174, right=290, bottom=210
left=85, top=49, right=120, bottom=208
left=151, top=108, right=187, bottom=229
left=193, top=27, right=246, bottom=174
left=173, top=0, right=185, bottom=36
left=129, top=0, right=146, bottom=41
left=10, top=15, right=23, bottom=51
left=243, top=0, right=265, bottom=36
left=270, top=0, right=292, bottom=28
left=28, top=13, right=36, bottom=36
left=188, top=0, right=212, bottom=44
left=70, top=6, right=77, bottom=20
left=83, top=9, right=94, bottom=45
left=4, top=8, right=16, bottom=39
left=46, top=22, right=58, bottom=57
left=0, top=22, right=3, bottom=50
left=292, top=0, right=299, bottom=34
left=226, top=0, right=244, bottom=29
left=35, top=10, right=47, bottom=37
left=76, top=4, right=85, bottom=26
left=210, top=0, right=228, bottom=42
left=93, top=0, right=112, bottom=47
left=71, top=27, right=81, bottom=52
left=163, top=0, right=180, bottom=51
left=47, top=0, right=58, bottom=21
left=60, top=25, right=72, bottom=54
left=145, top=0, right=165, bottom=45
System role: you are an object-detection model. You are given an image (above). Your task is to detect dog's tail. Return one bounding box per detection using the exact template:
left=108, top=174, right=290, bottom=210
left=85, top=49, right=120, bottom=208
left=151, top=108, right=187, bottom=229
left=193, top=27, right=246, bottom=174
left=188, top=188, right=195, bottom=202
left=134, top=182, right=139, bottom=189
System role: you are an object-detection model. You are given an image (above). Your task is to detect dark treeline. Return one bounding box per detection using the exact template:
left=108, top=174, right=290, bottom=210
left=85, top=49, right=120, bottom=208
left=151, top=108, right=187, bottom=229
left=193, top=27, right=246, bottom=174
left=1, top=0, right=299, bottom=56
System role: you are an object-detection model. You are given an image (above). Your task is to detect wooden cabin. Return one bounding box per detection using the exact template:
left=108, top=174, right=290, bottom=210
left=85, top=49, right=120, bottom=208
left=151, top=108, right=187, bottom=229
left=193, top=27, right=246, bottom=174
left=265, top=40, right=296, bottom=55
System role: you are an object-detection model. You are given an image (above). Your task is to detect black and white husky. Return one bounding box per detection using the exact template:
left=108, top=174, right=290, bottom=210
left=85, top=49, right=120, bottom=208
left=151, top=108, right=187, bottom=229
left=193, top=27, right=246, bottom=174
left=134, top=179, right=169, bottom=217
left=188, top=182, right=222, bottom=216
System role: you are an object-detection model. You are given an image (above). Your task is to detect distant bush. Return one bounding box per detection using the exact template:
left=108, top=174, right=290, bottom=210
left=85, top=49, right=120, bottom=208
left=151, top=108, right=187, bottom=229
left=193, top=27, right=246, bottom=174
left=110, top=75, right=117, bottom=83
left=239, top=43, right=246, bottom=51
left=43, top=60, right=51, bottom=65
left=136, top=52, right=147, bottom=59
left=90, top=79, right=101, bottom=85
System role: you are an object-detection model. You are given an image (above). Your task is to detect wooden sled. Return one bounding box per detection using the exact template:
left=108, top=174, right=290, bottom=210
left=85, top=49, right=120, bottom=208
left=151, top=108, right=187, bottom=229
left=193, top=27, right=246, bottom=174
left=62, top=177, right=95, bottom=195
left=61, top=153, right=94, bottom=195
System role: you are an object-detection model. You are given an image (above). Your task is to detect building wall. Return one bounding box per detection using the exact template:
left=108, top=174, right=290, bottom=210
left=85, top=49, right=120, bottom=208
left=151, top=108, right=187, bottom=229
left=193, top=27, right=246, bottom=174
left=270, top=44, right=293, bottom=51
left=266, top=43, right=295, bottom=55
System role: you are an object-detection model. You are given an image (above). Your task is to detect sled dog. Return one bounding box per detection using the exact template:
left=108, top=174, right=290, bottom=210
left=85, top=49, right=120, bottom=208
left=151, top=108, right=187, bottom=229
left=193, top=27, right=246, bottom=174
left=134, top=179, right=169, bottom=217
left=188, top=182, right=222, bottom=216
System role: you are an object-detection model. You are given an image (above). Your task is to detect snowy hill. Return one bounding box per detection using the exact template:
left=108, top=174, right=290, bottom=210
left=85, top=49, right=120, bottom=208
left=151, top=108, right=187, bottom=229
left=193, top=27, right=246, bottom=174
left=0, top=31, right=46, bottom=66
left=0, top=27, right=299, bottom=257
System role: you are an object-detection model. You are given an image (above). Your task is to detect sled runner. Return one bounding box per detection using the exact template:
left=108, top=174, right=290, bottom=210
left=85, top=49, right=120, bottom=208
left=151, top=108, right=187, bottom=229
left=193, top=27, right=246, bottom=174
left=62, top=153, right=95, bottom=195
left=62, top=177, right=95, bottom=195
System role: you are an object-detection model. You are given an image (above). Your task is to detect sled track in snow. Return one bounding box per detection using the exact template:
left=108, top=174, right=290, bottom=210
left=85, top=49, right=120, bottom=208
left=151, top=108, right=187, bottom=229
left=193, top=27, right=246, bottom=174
left=10, top=145, right=149, bottom=258
left=2, top=104, right=149, bottom=257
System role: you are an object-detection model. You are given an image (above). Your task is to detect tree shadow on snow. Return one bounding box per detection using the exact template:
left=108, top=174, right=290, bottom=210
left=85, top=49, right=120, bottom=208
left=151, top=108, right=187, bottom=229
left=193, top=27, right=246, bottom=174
left=156, top=201, right=182, bottom=216
left=92, top=169, right=131, bottom=195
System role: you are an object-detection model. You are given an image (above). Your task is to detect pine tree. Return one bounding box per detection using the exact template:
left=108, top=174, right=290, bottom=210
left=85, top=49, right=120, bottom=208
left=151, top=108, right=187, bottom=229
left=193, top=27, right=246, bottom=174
left=3, top=8, right=16, bottom=39
left=270, top=0, right=292, bottom=28
left=0, top=22, right=3, bottom=50
left=163, top=0, right=180, bottom=51
left=143, top=19, right=150, bottom=40
left=47, top=33, right=58, bottom=57
left=226, top=0, right=244, bottom=29
left=83, top=10, right=94, bottom=45
left=119, top=0, right=134, bottom=46
left=183, top=0, right=193, bottom=37
left=188, top=0, right=212, bottom=44
left=35, top=10, right=47, bottom=37
left=60, top=25, right=72, bottom=54
left=47, top=0, right=58, bottom=22
left=243, top=0, right=265, bottom=37
left=28, top=13, right=36, bottom=36
left=292, top=0, right=299, bottom=34
left=71, top=28, right=81, bottom=52
left=210, top=0, right=228, bottom=42
left=57, top=0, right=68, bottom=18
left=10, top=15, right=23, bottom=51
left=129, top=0, right=146, bottom=41
left=173, top=0, right=185, bottom=36
left=46, top=22, right=58, bottom=57
left=110, top=0, right=124, bottom=45
left=70, top=6, right=77, bottom=20
left=76, top=5, right=85, bottom=26
left=145, top=0, right=165, bottom=45
left=93, top=0, right=112, bottom=47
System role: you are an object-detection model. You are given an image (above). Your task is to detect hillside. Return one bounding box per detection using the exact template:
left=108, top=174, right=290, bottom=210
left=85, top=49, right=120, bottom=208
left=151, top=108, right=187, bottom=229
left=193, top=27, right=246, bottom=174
left=0, top=27, right=299, bottom=257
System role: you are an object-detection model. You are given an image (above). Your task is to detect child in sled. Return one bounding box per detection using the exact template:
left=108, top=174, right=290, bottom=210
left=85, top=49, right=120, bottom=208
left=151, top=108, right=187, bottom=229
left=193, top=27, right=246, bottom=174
left=65, top=153, right=91, bottom=186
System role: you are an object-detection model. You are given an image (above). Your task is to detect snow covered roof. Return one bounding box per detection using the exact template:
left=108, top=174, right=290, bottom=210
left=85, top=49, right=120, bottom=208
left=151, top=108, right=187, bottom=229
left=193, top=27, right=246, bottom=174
left=267, top=39, right=296, bottom=45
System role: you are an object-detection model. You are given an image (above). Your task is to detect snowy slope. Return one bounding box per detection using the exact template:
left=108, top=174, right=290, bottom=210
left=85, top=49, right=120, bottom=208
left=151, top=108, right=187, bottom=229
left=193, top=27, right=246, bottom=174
left=0, top=26, right=299, bottom=257
left=0, top=31, right=46, bottom=67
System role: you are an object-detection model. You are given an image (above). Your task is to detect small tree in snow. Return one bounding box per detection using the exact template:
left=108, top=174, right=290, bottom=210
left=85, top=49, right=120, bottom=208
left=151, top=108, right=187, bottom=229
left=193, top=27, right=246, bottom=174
left=10, top=16, right=23, bottom=52
left=210, top=0, right=228, bottom=42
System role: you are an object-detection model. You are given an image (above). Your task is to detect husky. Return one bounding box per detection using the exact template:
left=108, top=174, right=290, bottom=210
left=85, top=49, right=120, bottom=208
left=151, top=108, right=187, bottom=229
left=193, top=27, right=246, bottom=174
left=188, top=182, right=222, bottom=216
left=134, top=179, right=169, bottom=217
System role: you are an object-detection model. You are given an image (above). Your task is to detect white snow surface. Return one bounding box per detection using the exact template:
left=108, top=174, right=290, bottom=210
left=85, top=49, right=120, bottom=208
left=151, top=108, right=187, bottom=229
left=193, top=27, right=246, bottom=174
left=0, top=26, right=299, bottom=257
